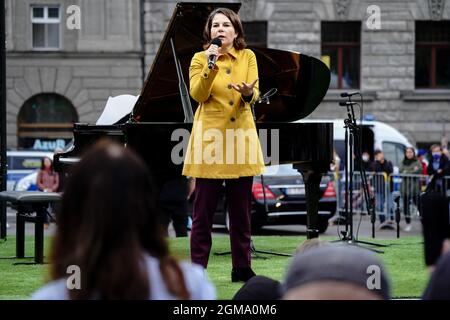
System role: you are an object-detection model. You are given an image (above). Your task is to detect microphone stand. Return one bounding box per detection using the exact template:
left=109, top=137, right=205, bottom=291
left=332, top=95, right=387, bottom=253
left=393, top=191, right=401, bottom=238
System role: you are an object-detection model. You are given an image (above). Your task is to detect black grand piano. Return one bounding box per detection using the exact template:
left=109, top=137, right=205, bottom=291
left=54, top=2, right=333, bottom=239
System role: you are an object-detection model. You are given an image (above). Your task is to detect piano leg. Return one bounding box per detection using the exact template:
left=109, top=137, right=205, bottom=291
left=298, top=169, right=322, bottom=239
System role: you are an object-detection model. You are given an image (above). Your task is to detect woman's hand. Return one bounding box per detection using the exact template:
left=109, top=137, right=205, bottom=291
left=231, top=78, right=258, bottom=97
left=204, top=44, right=222, bottom=63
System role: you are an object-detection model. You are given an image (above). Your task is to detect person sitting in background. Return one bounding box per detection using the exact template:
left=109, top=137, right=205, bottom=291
left=399, top=147, right=422, bottom=232
left=31, top=140, right=215, bottom=300
left=37, top=157, right=59, bottom=193
left=281, top=244, right=391, bottom=300
left=36, top=156, right=59, bottom=229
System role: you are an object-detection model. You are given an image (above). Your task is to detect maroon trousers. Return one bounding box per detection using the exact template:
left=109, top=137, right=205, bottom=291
left=190, top=177, right=253, bottom=269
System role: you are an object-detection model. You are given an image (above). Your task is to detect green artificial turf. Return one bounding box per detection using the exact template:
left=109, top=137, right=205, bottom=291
left=0, top=235, right=429, bottom=299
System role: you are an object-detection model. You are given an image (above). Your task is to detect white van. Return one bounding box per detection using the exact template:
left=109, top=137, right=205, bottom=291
left=296, top=118, right=413, bottom=170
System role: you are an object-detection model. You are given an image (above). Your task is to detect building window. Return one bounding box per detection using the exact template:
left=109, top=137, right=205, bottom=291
left=242, top=21, right=267, bottom=47
left=321, top=22, right=361, bottom=89
left=31, top=5, right=60, bottom=50
left=18, top=94, right=78, bottom=151
left=416, top=21, right=450, bottom=89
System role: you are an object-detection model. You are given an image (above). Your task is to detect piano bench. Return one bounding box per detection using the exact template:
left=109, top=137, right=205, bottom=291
left=0, top=191, right=62, bottom=265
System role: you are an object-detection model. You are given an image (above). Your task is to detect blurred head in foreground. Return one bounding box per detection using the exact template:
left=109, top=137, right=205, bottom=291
left=282, top=244, right=391, bottom=300
left=423, top=251, right=450, bottom=299
left=50, top=140, right=188, bottom=299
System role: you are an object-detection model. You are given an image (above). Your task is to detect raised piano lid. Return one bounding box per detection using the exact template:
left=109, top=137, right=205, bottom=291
left=132, top=2, right=330, bottom=123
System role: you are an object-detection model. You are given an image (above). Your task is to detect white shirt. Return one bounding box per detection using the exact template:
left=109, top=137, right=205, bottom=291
left=31, top=255, right=216, bottom=300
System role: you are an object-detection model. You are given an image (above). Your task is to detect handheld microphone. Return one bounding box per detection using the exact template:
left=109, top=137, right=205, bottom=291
left=339, top=101, right=358, bottom=106
left=340, top=91, right=360, bottom=97
left=208, top=38, right=222, bottom=69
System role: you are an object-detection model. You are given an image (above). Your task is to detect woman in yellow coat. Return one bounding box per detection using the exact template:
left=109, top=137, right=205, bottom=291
left=182, top=8, right=265, bottom=282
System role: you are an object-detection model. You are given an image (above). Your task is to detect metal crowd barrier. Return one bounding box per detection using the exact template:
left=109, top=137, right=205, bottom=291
left=333, top=171, right=450, bottom=223
left=390, top=173, right=430, bottom=220
left=335, top=171, right=389, bottom=218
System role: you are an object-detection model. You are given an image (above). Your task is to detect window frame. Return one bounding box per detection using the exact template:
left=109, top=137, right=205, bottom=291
left=321, top=42, right=361, bottom=89
left=30, top=5, right=61, bottom=51
left=415, top=21, right=450, bottom=89
left=242, top=21, right=268, bottom=48
left=415, top=42, right=450, bottom=89
left=17, top=93, right=78, bottom=150
left=321, top=22, right=361, bottom=90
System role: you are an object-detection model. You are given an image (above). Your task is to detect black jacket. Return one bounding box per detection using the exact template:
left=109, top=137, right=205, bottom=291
left=426, top=154, right=450, bottom=177
left=373, top=160, right=393, bottom=189
left=373, top=160, right=393, bottom=175
left=354, top=160, right=375, bottom=172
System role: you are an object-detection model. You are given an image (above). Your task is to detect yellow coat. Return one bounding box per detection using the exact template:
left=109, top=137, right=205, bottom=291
left=182, top=47, right=266, bottom=179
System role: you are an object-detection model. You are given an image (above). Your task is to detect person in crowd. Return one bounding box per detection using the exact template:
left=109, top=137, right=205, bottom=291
left=354, top=151, right=374, bottom=172
left=399, top=147, right=422, bottom=232
left=426, top=144, right=450, bottom=192
left=232, top=238, right=328, bottom=300
left=443, top=147, right=450, bottom=159
left=232, top=275, right=281, bottom=300
left=373, top=149, right=394, bottom=229
left=330, top=149, right=341, bottom=174
left=159, top=177, right=189, bottom=237
left=417, top=149, right=428, bottom=175
left=31, top=140, right=215, bottom=300
left=37, top=157, right=59, bottom=193
left=281, top=244, right=391, bottom=300
left=182, top=8, right=264, bottom=282
left=351, top=151, right=375, bottom=213
left=36, top=156, right=59, bottom=229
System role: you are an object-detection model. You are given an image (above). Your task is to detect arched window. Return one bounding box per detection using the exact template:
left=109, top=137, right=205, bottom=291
left=18, top=93, right=78, bottom=151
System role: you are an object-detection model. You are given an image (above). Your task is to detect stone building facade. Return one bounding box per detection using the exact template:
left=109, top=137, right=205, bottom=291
left=5, top=0, right=450, bottom=150
left=5, top=0, right=142, bottom=149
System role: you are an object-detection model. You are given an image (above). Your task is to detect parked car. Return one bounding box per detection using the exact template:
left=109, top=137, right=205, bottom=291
left=205, top=164, right=337, bottom=234
left=6, top=150, right=53, bottom=191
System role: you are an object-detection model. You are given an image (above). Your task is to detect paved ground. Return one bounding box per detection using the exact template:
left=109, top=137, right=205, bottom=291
left=2, top=207, right=422, bottom=240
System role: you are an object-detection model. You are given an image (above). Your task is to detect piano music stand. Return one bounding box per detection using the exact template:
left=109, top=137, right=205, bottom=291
left=332, top=96, right=387, bottom=253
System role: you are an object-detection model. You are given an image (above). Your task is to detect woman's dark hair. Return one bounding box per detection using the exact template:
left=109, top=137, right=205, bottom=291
left=50, top=140, right=189, bottom=299
left=403, top=147, right=417, bottom=162
left=40, top=157, right=53, bottom=171
left=430, top=144, right=442, bottom=152
left=202, top=7, right=246, bottom=50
